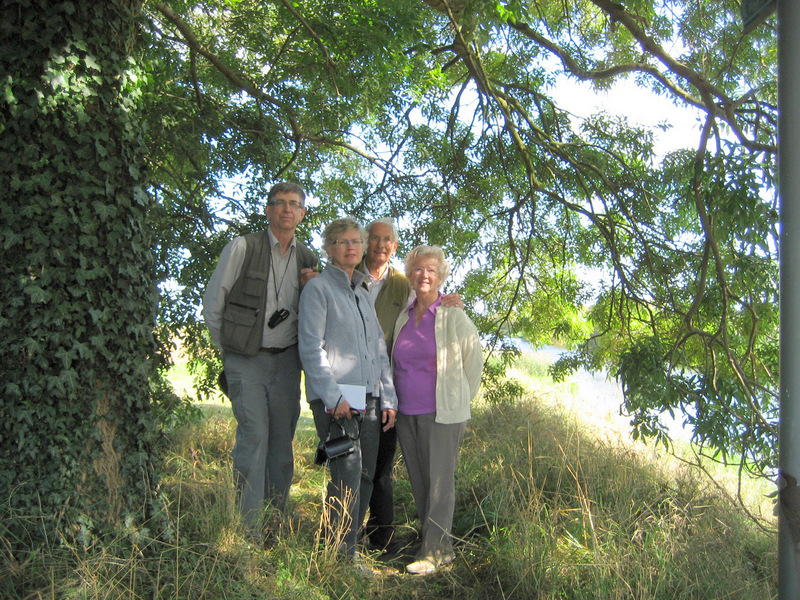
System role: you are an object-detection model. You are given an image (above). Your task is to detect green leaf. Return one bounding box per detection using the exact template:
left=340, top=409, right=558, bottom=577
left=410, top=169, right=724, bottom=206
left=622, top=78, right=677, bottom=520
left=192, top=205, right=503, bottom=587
left=23, top=284, right=53, bottom=304
left=84, top=55, right=101, bottom=71
left=3, top=81, right=15, bottom=105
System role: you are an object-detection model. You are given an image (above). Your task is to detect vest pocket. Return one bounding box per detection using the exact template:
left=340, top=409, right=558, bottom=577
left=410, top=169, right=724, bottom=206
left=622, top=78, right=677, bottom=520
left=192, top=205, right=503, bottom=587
left=239, top=269, right=267, bottom=296
left=221, top=304, right=259, bottom=351
left=221, top=268, right=267, bottom=354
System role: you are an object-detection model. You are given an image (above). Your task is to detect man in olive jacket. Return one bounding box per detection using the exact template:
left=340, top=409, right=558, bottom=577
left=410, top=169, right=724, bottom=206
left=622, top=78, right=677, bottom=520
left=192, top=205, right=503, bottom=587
left=203, top=182, right=318, bottom=538
left=357, top=219, right=409, bottom=552
left=359, top=218, right=462, bottom=552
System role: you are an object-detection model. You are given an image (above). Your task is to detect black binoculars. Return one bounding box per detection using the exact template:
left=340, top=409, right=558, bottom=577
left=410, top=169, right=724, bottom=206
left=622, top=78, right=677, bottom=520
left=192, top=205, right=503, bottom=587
left=268, top=308, right=290, bottom=328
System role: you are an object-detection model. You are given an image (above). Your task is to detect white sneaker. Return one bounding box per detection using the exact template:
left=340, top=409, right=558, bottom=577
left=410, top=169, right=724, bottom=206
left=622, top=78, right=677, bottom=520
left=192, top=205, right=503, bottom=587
left=406, top=558, right=437, bottom=575
left=406, top=554, right=454, bottom=575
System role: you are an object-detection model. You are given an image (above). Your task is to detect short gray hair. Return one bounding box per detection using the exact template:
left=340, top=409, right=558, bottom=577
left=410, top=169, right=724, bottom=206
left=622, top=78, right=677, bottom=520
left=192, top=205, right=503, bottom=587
left=365, top=217, right=399, bottom=243
left=321, top=217, right=365, bottom=252
left=404, top=245, right=450, bottom=285
left=267, top=182, right=306, bottom=205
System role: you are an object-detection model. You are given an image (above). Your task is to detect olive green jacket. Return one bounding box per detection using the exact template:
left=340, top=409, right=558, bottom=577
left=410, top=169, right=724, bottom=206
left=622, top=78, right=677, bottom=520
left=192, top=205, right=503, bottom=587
left=358, top=261, right=412, bottom=356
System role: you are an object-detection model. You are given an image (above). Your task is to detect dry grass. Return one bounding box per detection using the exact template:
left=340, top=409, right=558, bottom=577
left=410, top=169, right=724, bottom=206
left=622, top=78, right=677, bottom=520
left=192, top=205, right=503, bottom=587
left=0, top=355, right=777, bottom=599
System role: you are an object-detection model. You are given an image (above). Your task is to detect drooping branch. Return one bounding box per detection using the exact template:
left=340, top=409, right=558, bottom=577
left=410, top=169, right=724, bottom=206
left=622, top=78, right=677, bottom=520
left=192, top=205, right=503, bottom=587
left=589, top=0, right=775, bottom=153
left=500, top=2, right=775, bottom=154
left=507, top=20, right=704, bottom=109
left=151, top=2, right=302, bottom=139
left=278, top=0, right=341, bottom=96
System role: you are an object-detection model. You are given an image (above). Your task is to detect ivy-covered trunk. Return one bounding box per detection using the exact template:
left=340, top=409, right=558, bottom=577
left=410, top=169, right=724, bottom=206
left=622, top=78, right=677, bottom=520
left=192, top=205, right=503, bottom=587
left=0, top=0, right=160, bottom=543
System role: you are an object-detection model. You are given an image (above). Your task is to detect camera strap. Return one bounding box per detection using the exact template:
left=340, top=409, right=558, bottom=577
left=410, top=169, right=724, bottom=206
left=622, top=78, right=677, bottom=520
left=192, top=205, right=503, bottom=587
left=269, top=243, right=294, bottom=308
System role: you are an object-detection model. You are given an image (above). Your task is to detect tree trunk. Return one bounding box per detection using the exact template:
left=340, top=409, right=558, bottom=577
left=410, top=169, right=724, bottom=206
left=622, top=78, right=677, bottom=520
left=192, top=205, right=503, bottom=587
left=0, top=0, right=160, bottom=544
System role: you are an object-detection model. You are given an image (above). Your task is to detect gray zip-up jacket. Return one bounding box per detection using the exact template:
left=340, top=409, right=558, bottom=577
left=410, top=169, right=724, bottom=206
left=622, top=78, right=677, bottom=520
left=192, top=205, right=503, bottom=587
left=298, top=263, right=398, bottom=412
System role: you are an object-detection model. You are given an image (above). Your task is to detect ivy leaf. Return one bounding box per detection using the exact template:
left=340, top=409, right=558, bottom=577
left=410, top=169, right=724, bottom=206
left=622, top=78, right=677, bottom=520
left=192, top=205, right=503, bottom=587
left=3, top=81, right=15, bottom=105
left=92, top=201, right=117, bottom=221
left=55, top=347, right=75, bottom=369
left=84, top=55, right=101, bottom=71
left=49, top=73, right=66, bottom=89
left=59, top=368, right=79, bottom=392
left=2, top=230, right=23, bottom=249
left=24, top=284, right=52, bottom=304
left=95, top=139, right=108, bottom=157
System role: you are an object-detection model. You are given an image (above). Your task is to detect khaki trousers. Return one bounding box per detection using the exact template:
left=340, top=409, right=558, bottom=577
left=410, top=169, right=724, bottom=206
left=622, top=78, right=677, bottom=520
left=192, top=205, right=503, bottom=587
left=397, top=412, right=466, bottom=560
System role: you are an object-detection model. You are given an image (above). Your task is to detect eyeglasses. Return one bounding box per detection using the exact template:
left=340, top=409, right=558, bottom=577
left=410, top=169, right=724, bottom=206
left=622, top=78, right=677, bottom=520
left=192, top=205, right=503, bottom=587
left=330, top=239, right=364, bottom=247
left=368, top=235, right=396, bottom=245
left=269, top=199, right=304, bottom=209
left=412, top=266, right=438, bottom=276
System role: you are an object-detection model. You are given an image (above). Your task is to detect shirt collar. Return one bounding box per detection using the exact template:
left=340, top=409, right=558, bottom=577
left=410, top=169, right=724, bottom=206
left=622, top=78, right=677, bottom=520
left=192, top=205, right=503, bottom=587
left=360, top=260, right=390, bottom=283
left=407, top=292, right=443, bottom=315
left=267, top=228, right=297, bottom=252
left=367, top=264, right=390, bottom=285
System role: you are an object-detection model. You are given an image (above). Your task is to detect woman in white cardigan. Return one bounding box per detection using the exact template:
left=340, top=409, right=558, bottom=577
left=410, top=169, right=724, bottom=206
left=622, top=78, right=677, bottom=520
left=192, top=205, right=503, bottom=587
left=391, top=245, right=483, bottom=575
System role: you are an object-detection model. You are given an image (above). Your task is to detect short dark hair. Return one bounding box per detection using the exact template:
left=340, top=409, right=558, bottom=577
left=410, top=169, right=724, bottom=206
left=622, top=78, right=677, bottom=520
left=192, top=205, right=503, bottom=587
left=267, top=182, right=306, bottom=205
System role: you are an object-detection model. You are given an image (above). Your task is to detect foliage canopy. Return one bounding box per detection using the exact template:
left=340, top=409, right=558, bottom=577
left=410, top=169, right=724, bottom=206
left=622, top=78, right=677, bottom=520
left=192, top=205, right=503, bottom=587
left=144, top=0, right=777, bottom=478
left=1, top=0, right=779, bottom=540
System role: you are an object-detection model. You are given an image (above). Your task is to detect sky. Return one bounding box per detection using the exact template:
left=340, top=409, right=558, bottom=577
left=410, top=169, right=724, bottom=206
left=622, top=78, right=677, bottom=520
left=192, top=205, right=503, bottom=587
left=552, top=74, right=705, bottom=159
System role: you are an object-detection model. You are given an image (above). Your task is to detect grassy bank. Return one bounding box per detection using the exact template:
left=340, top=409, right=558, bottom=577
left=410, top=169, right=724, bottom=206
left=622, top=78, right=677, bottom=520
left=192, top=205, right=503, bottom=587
left=1, top=355, right=777, bottom=599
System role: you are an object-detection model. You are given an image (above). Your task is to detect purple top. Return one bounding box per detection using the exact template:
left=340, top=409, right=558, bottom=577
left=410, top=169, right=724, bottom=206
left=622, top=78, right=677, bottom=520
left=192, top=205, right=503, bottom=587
left=393, top=294, right=441, bottom=415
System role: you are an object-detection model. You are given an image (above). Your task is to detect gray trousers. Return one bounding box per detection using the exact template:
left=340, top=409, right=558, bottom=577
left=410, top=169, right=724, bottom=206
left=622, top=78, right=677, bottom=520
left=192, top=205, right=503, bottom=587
left=311, top=396, right=380, bottom=557
left=224, top=347, right=302, bottom=534
left=396, top=412, right=466, bottom=560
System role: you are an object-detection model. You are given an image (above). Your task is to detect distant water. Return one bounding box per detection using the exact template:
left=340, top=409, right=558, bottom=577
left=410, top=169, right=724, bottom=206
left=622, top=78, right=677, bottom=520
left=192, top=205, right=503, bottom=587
left=513, top=341, right=692, bottom=442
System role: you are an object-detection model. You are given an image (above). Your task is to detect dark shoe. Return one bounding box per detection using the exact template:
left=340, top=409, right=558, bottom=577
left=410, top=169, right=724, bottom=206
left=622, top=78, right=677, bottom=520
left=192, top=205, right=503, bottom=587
left=367, top=536, right=408, bottom=555
left=382, top=537, right=410, bottom=555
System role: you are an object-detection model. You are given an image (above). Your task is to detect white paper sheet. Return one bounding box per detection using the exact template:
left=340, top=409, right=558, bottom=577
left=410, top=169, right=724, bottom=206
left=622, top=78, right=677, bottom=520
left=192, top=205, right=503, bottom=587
left=338, top=384, right=367, bottom=410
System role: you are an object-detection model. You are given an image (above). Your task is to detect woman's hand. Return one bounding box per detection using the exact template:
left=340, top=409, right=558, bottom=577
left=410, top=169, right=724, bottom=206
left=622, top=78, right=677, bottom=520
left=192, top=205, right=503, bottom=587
left=381, top=408, right=397, bottom=431
left=333, top=399, right=354, bottom=419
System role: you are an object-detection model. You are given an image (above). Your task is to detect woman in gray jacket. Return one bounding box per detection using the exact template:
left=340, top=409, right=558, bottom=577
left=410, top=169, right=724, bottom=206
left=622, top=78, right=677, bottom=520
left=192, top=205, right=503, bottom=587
left=298, top=217, right=398, bottom=560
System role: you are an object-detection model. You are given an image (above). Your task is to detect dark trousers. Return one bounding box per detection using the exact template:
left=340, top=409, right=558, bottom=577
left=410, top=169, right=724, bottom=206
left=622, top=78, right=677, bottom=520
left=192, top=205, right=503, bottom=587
left=311, top=397, right=380, bottom=558
left=366, top=424, right=397, bottom=546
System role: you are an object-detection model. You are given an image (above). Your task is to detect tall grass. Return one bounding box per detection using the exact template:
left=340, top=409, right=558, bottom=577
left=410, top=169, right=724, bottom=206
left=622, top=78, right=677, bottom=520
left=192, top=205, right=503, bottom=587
left=1, top=356, right=777, bottom=599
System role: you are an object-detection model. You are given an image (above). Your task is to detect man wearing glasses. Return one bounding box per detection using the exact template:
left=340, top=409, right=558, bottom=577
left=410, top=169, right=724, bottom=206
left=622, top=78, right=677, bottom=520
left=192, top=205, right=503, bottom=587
left=358, top=218, right=462, bottom=554
left=203, top=182, right=318, bottom=540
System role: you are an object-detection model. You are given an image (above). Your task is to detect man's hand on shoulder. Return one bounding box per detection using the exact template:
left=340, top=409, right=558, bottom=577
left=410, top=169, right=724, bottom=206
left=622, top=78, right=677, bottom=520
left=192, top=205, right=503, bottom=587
left=441, top=293, right=464, bottom=309
left=300, top=267, right=319, bottom=287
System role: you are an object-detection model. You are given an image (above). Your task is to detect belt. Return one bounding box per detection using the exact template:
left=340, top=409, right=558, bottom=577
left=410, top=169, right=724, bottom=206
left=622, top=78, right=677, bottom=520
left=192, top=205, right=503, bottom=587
left=259, top=344, right=295, bottom=354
